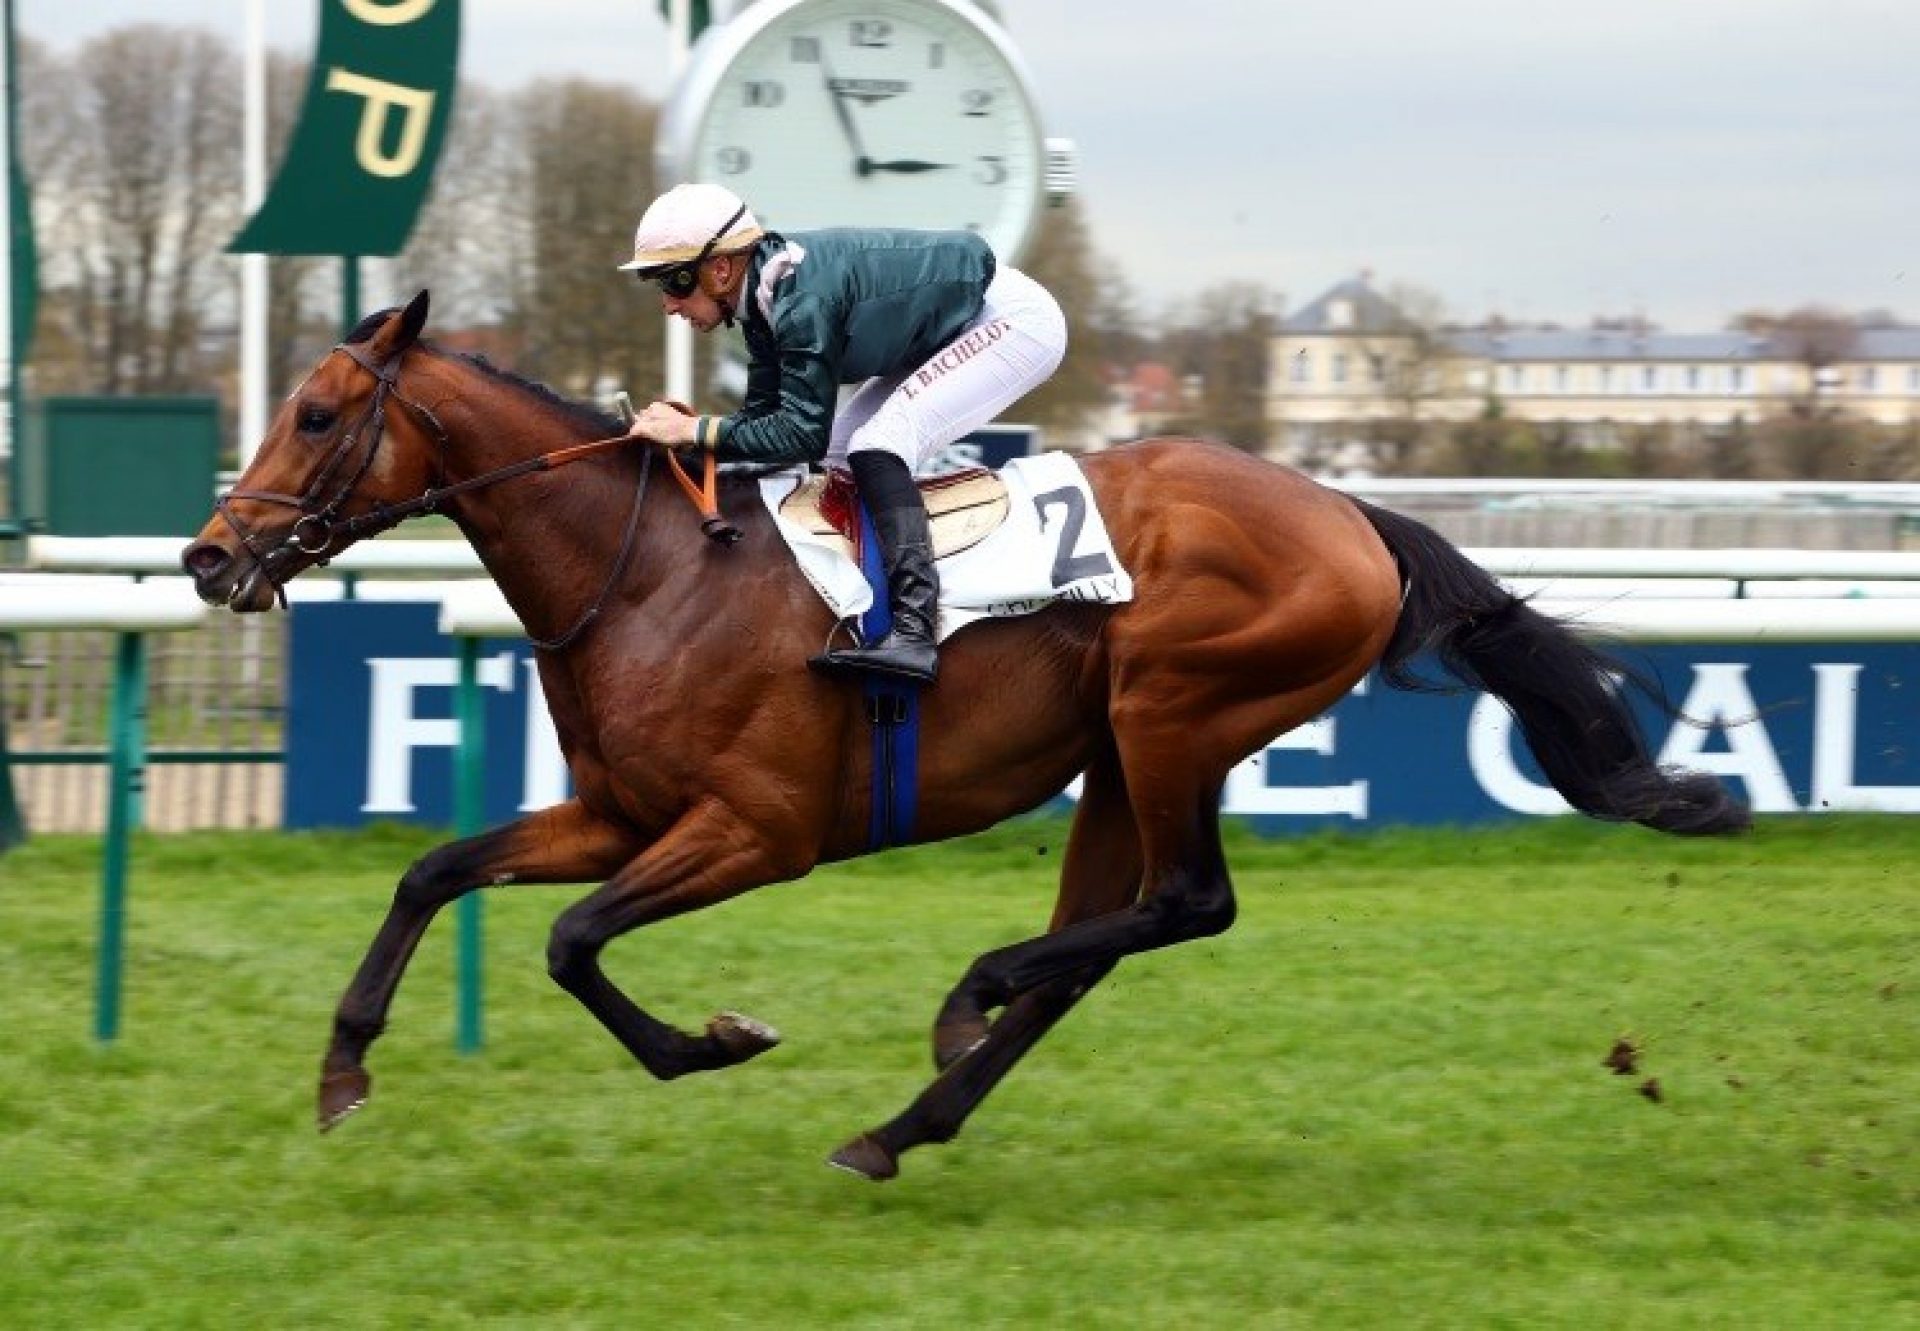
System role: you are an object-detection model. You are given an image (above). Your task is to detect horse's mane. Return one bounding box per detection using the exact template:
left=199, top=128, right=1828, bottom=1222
left=443, top=349, right=625, bottom=437
left=347, top=306, right=803, bottom=489
left=444, top=348, right=793, bottom=489
left=344, top=306, right=624, bottom=438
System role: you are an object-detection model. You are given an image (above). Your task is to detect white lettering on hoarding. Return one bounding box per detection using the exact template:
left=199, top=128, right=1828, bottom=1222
left=1656, top=664, right=1797, bottom=811
left=1465, top=694, right=1571, bottom=816
left=520, top=657, right=570, bottom=812
left=1222, top=677, right=1370, bottom=818
left=348, top=646, right=1909, bottom=827
left=1810, top=663, right=1920, bottom=811
left=363, top=652, right=514, bottom=813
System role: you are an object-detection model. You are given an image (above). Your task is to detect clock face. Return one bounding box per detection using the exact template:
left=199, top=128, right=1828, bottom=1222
left=662, top=0, right=1045, bottom=264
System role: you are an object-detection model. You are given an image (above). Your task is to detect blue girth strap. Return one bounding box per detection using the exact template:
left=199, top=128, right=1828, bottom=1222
left=854, top=497, right=922, bottom=851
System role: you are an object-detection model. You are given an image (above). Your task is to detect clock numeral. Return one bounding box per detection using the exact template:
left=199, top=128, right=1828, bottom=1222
left=716, top=146, right=752, bottom=175
left=790, top=36, right=820, bottom=63
left=742, top=80, right=785, bottom=108
left=961, top=89, right=993, bottom=118
left=849, top=19, right=892, bottom=48
left=928, top=42, right=945, bottom=70
left=975, top=155, right=1007, bottom=186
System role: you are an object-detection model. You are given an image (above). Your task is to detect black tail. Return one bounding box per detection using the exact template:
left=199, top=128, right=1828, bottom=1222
left=1353, top=499, right=1750, bottom=837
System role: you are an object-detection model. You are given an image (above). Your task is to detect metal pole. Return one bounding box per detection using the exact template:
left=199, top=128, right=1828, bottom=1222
left=95, top=631, right=148, bottom=1042
left=663, top=0, right=694, bottom=404
left=1, top=0, right=19, bottom=523
left=239, top=0, right=268, bottom=468
left=0, top=654, right=24, bottom=850
left=453, top=634, right=484, bottom=1052
left=341, top=256, right=361, bottom=341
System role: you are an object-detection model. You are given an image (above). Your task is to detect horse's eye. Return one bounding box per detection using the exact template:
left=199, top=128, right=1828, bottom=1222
left=298, top=405, right=336, bottom=435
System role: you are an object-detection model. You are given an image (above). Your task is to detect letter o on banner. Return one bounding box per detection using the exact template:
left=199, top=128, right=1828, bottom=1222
left=344, top=0, right=439, bottom=25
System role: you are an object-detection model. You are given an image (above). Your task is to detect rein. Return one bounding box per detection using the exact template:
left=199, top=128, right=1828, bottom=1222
left=214, top=341, right=742, bottom=649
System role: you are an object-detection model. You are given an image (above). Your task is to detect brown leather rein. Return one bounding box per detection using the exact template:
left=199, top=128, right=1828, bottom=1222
left=214, top=341, right=741, bottom=652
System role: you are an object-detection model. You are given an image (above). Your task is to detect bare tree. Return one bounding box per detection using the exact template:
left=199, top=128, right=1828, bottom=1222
left=1158, top=283, right=1279, bottom=451
left=1733, top=305, right=1862, bottom=477
left=45, top=26, right=243, bottom=395
left=257, top=53, right=335, bottom=401
left=393, top=81, right=525, bottom=330
left=1356, top=281, right=1449, bottom=473
left=1002, top=198, right=1114, bottom=443
left=505, top=78, right=663, bottom=398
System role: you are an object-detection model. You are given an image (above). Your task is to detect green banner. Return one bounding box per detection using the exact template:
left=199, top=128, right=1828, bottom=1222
left=230, top=0, right=461, bottom=257
left=659, top=1, right=712, bottom=42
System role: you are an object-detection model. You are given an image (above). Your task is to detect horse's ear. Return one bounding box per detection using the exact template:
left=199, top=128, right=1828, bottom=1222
left=398, top=289, right=431, bottom=344
left=368, top=290, right=431, bottom=362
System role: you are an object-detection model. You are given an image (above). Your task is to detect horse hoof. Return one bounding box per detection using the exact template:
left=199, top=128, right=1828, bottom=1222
left=708, top=1011, right=781, bottom=1062
left=317, top=1066, right=371, bottom=1133
left=827, top=1134, right=899, bottom=1182
left=932, top=1017, right=989, bottom=1071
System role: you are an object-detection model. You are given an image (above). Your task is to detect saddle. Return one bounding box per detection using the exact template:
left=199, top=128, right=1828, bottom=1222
left=779, top=467, right=1009, bottom=562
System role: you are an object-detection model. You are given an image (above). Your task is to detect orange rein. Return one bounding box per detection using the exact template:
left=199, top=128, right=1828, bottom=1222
left=541, top=410, right=741, bottom=545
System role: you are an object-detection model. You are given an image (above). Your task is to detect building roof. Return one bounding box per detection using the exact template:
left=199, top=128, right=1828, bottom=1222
left=1446, top=329, right=1772, bottom=363
left=1856, top=328, right=1920, bottom=361
left=1283, top=278, right=1920, bottom=364
left=1281, top=278, right=1414, bottom=335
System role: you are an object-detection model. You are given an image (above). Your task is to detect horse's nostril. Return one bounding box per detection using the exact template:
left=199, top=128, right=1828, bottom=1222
left=182, top=542, right=231, bottom=579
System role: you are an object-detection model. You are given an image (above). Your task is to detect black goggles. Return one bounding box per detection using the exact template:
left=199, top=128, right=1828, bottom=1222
left=640, top=202, right=748, bottom=299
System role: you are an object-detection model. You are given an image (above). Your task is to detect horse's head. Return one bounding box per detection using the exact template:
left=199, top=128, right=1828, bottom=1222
left=182, top=290, right=446, bottom=611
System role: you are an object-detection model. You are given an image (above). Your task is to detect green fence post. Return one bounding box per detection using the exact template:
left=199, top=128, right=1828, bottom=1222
left=453, top=634, right=484, bottom=1053
left=0, top=674, right=24, bottom=851
left=95, top=630, right=147, bottom=1042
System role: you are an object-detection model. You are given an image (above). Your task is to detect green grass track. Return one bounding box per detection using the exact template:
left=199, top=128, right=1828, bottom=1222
left=2, top=816, right=1916, bottom=1328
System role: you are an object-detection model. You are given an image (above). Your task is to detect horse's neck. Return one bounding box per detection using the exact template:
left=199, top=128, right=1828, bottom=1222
left=435, top=402, right=668, bottom=636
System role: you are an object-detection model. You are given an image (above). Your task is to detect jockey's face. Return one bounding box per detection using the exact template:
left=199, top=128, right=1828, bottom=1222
left=658, top=254, right=737, bottom=332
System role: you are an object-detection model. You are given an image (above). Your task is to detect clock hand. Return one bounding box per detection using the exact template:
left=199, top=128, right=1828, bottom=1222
left=817, top=55, right=871, bottom=175
left=861, top=160, right=956, bottom=174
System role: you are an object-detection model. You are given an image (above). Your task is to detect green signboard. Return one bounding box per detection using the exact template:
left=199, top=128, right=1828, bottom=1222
left=230, top=0, right=461, bottom=256
left=19, top=398, right=220, bottom=537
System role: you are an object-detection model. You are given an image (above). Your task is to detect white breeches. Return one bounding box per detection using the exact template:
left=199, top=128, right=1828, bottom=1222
left=827, top=266, right=1067, bottom=471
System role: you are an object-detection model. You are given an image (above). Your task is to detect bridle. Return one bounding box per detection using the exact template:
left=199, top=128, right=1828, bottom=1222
left=216, top=343, right=450, bottom=586
left=211, top=340, right=733, bottom=653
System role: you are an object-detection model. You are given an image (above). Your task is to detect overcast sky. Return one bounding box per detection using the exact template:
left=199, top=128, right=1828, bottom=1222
left=22, top=0, right=1920, bottom=329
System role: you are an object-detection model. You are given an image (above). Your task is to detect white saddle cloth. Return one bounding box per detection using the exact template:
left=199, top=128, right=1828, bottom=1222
left=757, top=451, right=1134, bottom=642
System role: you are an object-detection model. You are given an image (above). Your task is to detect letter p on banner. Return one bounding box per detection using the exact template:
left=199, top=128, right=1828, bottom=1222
left=231, top=0, right=460, bottom=256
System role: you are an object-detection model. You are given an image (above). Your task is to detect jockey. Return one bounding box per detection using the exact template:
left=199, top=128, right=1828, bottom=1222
left=619, top=182, right=1067, bottom=685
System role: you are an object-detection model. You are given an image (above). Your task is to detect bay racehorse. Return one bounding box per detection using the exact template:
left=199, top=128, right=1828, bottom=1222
left=182, top=293, right=1748, bottom=1180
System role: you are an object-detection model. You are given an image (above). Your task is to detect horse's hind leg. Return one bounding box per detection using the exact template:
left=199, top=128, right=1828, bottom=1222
left=319, top=799, right=640, bottom=1131
left=830, top=749, right=1144, bottom=1180
left=833, top=723, right=1242, bottom=1179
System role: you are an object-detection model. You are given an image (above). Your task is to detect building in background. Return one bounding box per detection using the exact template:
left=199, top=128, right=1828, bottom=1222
left=1269, top=276, right=1920, bottom=471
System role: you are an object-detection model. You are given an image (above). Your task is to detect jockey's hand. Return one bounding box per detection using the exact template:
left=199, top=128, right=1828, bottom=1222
left=628, top=400, right=698, bottom=448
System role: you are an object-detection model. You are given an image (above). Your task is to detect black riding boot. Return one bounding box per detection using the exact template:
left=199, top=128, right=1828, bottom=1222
left=810, top=451, right=941, bottom=684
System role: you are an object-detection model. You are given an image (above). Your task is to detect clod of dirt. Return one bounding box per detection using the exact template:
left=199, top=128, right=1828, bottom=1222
left=1603, top=1037, right=1641, bottom=1076
left=1638, top=1078, right=1663, bottom=1103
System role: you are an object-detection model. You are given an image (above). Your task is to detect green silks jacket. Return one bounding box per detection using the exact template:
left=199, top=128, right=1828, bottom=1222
left=692, top=228, right=997, bottom=464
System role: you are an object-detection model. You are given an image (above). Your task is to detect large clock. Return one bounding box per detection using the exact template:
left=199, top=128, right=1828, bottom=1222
left=656, top=0, right=1049, bottom=265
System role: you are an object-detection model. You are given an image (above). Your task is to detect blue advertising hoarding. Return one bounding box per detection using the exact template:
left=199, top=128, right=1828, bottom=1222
left=285, top=600, right=1920, bottom=830
left=286, top=602, right=563, bottom=829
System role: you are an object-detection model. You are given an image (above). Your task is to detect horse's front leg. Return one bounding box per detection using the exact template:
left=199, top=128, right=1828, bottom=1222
left=319, top=798, right=642, bottom=1130
left=544, top=798, right=800, bottom=1079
